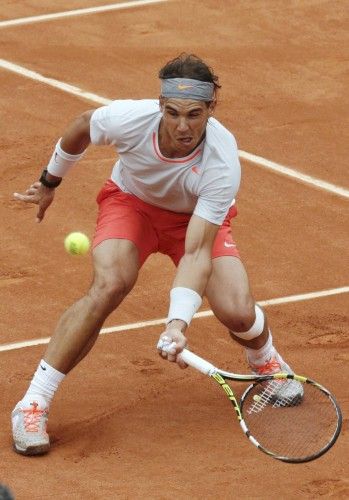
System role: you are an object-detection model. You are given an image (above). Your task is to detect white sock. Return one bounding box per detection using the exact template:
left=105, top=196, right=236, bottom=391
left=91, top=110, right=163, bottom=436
left=23, top=359, right=65, bottom=406
left=246, top=331, right=278, bottom=366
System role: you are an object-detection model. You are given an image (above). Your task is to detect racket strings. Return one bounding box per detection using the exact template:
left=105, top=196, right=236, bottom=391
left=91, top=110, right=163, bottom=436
left=247, top=379, right=302, bottom=414
left=241, top=381, right=339, bottom=460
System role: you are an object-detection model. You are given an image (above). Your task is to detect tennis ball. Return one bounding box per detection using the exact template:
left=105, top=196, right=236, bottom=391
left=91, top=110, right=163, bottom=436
left=64, top=232, right=90, bottom=256
left=253, top=394, right=262, bottom=402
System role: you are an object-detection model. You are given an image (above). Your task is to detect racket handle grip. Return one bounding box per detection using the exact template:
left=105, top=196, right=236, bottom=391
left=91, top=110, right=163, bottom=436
left=180, top=349, right=215, bottom=376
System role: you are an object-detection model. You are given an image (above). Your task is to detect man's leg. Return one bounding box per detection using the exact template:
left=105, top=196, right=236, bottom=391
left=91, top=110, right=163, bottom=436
left=12, top=238, right=140, bottom=455
left=44, top=239, right=139, bottom=372
left=205, top=256, right=295, bottom=373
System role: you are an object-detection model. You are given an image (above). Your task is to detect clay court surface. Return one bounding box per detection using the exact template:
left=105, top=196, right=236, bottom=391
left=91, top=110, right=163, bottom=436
left=0, top=0, right=348, bottom=498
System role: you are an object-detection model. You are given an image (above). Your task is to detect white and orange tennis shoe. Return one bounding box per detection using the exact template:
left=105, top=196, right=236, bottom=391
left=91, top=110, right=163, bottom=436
left=12, top=396, right=50, bottom=455
left=249, top=353, right=304, bottom=405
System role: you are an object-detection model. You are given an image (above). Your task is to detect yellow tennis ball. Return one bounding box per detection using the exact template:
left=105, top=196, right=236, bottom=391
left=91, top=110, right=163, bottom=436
left=253, top=394, right=262, bottom=402
left=64, top=232, right=90, bottom=256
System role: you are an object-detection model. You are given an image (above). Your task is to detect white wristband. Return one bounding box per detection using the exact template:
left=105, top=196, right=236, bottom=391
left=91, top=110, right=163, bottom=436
left=167, top=287, right=202, bottom=326
left=47, top=138, right=85, bottom=177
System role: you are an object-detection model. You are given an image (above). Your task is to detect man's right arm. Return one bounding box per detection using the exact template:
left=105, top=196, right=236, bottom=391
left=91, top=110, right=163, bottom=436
left=60, top=109, right=94, bottom=155
left=13, top=109, right=95, bottom=223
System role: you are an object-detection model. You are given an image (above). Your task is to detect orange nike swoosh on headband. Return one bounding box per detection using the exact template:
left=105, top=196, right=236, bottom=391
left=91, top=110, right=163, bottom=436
left=177, top=84, right=194, bottom=90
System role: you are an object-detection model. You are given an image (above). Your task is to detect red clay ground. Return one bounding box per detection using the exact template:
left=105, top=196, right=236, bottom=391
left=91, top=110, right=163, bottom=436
left=0, top=1, right=348, bottom=498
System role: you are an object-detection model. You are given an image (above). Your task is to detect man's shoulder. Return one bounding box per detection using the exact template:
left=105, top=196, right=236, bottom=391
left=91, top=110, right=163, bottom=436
left=92, top=99, right=160, bottom=124
left=90, top=99, right=160, bottom=145
left=107, top=99, right=160, bottom=117
left=206, top=118, right=237, bottom=147
left=204, top=118, right=238, bottom=163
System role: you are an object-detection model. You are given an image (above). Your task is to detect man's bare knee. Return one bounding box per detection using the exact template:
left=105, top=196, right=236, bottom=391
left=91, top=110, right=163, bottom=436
left=217, top=299, right=256, bottom=332
left=88, top=274, right=135, bottom=313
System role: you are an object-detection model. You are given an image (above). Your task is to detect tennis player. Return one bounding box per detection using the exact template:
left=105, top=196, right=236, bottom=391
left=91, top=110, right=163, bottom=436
left=11, top=53, right=301, bottom=455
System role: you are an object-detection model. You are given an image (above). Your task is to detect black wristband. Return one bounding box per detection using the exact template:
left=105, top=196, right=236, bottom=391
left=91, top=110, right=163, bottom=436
left=39, top=169, right=62, bottom=188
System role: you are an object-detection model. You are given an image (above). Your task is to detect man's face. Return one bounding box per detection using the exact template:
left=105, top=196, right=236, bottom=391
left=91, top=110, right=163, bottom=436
left=159, top=97, right=215, bottom=156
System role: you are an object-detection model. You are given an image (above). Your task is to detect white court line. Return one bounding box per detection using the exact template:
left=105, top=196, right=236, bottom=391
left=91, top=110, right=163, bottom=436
left=239, top=151, right=349, bottom=199
left=0, top=59, right=111, bottom=105
left=0, top=0, right=168, bottom=28
left=0, top=286, right=348, bottom=353
left=1, top=59, right=348, bottom=200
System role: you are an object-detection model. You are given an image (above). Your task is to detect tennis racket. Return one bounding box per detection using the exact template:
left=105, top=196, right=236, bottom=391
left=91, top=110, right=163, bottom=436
left=178, top=348, right=342, bottom=463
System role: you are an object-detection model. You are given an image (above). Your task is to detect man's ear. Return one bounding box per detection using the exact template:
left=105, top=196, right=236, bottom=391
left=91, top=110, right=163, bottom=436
left=208, top=98, right=217, bottom=115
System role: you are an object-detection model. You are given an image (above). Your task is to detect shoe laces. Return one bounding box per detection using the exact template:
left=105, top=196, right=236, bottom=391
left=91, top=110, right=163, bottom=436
left=251, top=357, right=282, bottom=375
left=22, top=402, right=47, bottom=433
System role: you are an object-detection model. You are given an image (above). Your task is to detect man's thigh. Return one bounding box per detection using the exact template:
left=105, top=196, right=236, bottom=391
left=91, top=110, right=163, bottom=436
left=93, top=180, right=158, bottom=266
left=205, top=256, right=254, bottom=325
left=92, top=238, right=140, bottom=291
left=159, top=205, right=240, bottom=266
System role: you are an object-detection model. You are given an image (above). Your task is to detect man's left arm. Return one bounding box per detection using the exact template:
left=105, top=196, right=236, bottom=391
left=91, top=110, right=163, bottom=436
left=157, top=214, right=219, bottom=367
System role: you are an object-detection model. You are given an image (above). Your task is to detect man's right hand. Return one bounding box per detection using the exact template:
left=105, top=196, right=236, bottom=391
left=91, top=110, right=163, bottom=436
left=157, top=322, right=189, bottom=369
left=13, top=182, right=55, bottom=223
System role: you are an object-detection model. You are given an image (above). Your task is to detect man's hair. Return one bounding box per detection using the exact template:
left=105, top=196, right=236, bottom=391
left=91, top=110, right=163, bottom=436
left=159, top=53, right=221, bottom=92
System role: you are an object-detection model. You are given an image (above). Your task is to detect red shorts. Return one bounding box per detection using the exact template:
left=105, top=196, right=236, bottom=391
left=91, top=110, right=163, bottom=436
left=94, top=180, right=240, bottom=267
